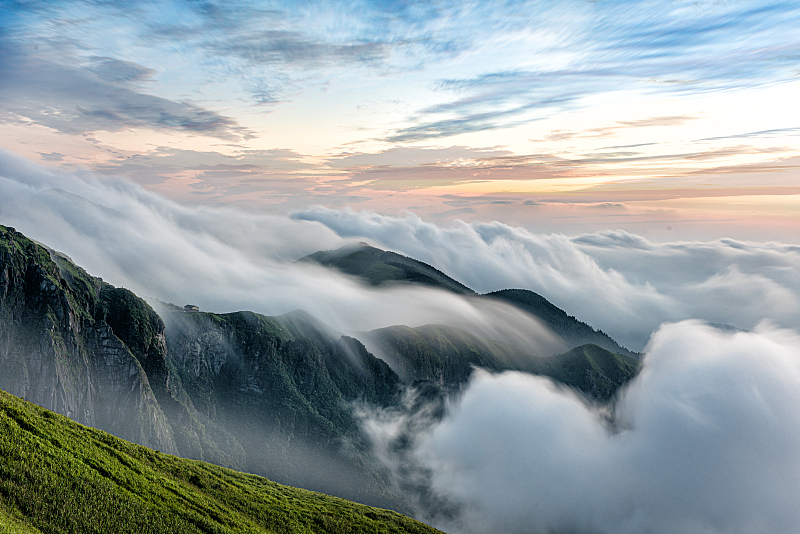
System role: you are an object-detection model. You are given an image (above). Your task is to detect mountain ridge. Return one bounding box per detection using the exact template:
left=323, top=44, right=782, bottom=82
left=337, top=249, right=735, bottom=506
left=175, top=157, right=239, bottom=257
left=301, top=242, right=637, bottom=358
left=0, top=224, right=641, bottom=515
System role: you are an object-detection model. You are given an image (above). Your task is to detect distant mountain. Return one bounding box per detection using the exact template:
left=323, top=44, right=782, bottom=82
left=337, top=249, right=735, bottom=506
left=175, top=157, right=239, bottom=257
left=303, top=243, right=638, bottom=358
left=300, top=243, right=475, bottom=294
left=365, top=324, right=639, bottom=402
left=485, top=288, right=638, bottom=358
left=0, top=387, right=443, bottom=534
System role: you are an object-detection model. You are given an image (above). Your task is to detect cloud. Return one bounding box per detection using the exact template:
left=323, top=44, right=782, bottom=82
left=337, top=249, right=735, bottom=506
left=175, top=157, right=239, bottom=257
left=0, top=46, right=249, bottom=139
left=383, top=0, right=800, bottom=140
left=362, top=321, right=800, bottom=534
left=327, top=146, right=512, bottom=169
left=534, top=115, right=698, bottom=143
left=293, top=207, right=800, bottom=351
left=0, top=150, right=562, bottom=354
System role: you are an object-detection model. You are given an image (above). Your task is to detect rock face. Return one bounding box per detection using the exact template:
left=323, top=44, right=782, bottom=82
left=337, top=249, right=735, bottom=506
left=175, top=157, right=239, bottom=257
left=0, top=225, right=176, bottom=453
left=161, top=309, right=405, bottom=509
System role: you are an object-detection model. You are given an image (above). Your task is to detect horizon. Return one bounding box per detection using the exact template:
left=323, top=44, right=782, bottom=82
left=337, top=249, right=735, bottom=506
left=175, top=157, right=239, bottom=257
left=1, top=0, right=799, bottom=243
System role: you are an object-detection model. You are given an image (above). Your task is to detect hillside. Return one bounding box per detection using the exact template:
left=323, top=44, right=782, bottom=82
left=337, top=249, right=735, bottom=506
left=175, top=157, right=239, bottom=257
left=0, top=224, right=176, bottom=453
left=0, top=387, right=443, bottom=534
left=485, top=289, right=638, bottom=358
left=161, top=309, right=406, bottom=509
left=0, top=224, right=640, bottom=515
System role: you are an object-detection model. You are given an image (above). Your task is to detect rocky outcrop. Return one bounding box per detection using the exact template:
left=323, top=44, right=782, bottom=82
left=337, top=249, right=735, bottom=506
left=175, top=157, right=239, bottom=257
left=0, top=225, right=176, bottom=453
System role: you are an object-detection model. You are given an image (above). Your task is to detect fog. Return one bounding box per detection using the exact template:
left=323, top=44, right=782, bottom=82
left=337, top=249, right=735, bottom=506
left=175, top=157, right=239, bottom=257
left=4, top=150, right=797, bottom=353
left=362, top=321, right=800, bottom=534
left=295, top=207, right=800, bottom=351
left=0, top=150, right=561, bottom=356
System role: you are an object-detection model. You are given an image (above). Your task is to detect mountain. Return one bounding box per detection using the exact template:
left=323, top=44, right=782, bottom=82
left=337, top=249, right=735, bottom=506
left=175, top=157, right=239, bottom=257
left=484, top=288, right=637, bottom=358
left=364, top=324, right=639, bottom=402
left=0, top=387, right=443, bottom=534
left=302, top=243, right=637, bottom=358
left=0, top=224, right=640, bottom=515
left=0, top=224, right=175, bottom=453
left=160, top=308, right=406, bottom=509
left=299, top=243, right=475, bottom=294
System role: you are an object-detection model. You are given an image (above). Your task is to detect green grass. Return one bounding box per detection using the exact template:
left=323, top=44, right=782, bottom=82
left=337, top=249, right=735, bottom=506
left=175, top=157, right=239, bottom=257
left=0, top=389, right=443, bottom=534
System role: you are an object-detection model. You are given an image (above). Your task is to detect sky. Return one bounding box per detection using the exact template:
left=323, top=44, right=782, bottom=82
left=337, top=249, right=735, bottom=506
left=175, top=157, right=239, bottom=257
left=1, top=0, right=799, bottom=242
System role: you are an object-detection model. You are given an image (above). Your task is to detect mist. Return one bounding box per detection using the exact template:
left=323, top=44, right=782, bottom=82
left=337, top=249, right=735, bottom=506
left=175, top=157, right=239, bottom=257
left=0, top=150, right=562, bottom=356
left=3, top=149, right=798, bottom=353
left=361, top=321, right=800, bottom=534
left=295, top=207, right=800, bottom=351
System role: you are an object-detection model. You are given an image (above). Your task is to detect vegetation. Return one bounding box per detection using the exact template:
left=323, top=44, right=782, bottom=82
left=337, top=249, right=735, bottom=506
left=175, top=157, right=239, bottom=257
left=0, top=387, right=443, bottom=534
left=161, top=309, right=408, bottom=510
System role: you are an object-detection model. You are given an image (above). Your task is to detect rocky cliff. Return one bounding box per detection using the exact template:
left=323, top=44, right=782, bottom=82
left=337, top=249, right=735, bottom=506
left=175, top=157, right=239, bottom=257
left=0, top=225, right=176, bottom=453
left=161, top=309, right=405, bottom=509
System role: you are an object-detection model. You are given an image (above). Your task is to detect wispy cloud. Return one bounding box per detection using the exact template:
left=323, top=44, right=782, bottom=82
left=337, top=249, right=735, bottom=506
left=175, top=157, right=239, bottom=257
left=0, top=45, right=249, bottom=139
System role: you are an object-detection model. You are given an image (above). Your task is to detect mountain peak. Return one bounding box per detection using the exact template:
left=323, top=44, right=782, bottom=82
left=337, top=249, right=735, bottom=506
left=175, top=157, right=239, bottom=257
left=300, top=243, right=476, bottom=295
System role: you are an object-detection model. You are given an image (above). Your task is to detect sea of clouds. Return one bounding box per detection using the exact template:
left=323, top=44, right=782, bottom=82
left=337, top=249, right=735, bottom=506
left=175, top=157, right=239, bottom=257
left=2, top=149, right=800, bottom=534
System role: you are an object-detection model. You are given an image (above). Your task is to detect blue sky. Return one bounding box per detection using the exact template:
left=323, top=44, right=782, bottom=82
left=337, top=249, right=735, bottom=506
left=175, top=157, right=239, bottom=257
left=1, top=0, right=799, bottom=240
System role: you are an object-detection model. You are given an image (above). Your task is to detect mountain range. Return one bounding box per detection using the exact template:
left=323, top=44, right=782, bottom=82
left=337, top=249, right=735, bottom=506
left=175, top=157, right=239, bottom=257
left=0, top=224, right=639, bottom=524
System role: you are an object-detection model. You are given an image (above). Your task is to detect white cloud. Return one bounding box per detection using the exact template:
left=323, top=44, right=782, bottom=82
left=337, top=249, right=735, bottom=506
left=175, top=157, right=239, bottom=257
left=0, top=150, right=561, bottom=355
left=363, top=321, right=800, bottom=534
left=294, top=207, right=800, bottom=351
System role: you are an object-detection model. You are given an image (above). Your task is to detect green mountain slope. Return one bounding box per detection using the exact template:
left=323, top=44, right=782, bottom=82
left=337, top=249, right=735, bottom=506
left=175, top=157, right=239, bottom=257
left=0, top=387, right=443, bottom=534
left=0, top=224, right=639, bottom=517
left=161, top=309, right=406, bottom=509
left=0, top=224, right=176, bottom=453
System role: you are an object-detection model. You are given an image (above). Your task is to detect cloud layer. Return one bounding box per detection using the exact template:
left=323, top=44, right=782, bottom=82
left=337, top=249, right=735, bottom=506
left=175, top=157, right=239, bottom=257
left=363, top=321, right=800, bottom=534
left=295, top=207, right=800, bottom=350
left=1, top=149, right=797, bottom=354
left=0, top=150, right=560, bottom=352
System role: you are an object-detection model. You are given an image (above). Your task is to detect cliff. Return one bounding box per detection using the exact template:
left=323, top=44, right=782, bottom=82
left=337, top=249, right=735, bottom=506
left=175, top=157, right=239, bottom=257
left=0, top=225, right=176, bottom=453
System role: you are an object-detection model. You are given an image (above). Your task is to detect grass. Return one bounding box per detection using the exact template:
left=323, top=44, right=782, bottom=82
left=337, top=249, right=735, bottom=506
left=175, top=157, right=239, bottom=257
left=0, top=388, right=443, bottom=534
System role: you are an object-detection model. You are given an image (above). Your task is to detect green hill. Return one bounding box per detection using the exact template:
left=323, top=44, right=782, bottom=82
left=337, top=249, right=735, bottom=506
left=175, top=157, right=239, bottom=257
left=0, top=387, right=443, bottom=534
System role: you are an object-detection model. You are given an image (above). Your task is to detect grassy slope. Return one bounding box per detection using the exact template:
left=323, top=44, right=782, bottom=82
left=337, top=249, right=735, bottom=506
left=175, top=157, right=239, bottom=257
left=0, top=389, right=443, bottom=534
